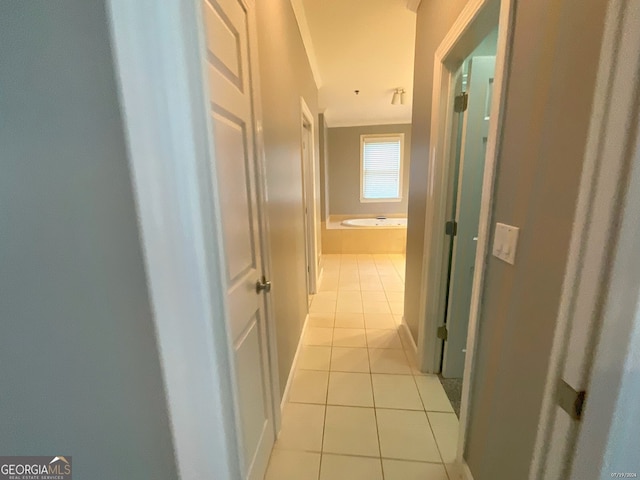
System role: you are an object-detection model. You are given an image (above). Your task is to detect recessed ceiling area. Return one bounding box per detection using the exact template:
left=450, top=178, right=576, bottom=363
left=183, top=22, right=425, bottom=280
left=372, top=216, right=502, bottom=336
left=295, top=0, right=417, bottom=127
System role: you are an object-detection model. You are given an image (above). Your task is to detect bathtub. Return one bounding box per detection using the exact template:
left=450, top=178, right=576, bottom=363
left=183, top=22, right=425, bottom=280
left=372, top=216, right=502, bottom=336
left=341, top=217, right=408, bottom=228
left=322, top=216, right=407, bottom=254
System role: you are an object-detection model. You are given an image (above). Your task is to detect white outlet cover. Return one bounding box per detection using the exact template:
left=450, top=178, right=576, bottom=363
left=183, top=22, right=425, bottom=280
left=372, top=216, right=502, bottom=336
left=493, top=222, right=519, bottom=265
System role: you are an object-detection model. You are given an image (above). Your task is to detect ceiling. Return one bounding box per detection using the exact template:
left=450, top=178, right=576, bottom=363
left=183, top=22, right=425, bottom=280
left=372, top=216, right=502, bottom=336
left=294, top=0, right=417, bottom=127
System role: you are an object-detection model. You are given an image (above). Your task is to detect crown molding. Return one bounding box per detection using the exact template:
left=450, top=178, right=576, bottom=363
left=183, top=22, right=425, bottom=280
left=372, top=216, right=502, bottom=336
left=289, top=0, right=322, bottom=88
left=406, top=0, right=422, bottom=13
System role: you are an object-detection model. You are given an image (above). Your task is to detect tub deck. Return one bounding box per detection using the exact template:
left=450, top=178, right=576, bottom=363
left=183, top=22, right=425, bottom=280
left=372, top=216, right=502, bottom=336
left=322, top=215, right=407, bottom=254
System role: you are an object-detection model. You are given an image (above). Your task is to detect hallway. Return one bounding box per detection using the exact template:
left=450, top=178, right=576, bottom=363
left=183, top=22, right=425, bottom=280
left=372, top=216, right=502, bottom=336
left=265, top=254, right=459, bottom=480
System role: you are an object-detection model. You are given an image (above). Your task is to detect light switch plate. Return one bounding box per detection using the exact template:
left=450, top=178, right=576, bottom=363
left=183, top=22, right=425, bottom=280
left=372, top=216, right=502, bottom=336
left=492, top=222, right=519, bottom=265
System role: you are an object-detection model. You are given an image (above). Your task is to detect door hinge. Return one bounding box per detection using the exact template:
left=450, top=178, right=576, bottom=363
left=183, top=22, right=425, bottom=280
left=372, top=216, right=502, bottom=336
left=445, top=220, right=458, bottom=236
left=437, top=325, right=448, bottom=341
left=557, top=380, right=587, bottom=421
left=454, top=92, right=469, bottom=112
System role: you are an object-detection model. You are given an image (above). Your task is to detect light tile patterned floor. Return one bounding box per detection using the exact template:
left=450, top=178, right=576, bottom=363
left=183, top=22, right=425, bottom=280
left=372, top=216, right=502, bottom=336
left=265, top=254, right=460, bottom=480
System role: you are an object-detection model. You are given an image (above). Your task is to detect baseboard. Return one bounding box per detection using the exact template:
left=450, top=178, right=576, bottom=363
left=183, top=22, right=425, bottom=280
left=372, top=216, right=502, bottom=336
left=399, top=315, right=418, bottom=354
left=280, top=313, right=310, bottom=412
left=442, top=461, right=469, bottom=480
left=462, top=461, right=474, bottom=480
left=313, top=264, right=324, bottom=297
left=398, top=315, right=420, bottom=370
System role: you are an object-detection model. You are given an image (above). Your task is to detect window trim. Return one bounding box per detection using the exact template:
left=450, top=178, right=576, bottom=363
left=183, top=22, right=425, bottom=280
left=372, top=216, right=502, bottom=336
left=359, top=133, right=405, bottom=203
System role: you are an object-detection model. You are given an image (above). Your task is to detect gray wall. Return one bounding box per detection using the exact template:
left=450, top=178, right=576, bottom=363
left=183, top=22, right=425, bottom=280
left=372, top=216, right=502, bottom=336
left=404, top=0, right=470, bottom=339
left=327, top=124, right=411, bottom=216
left=465, top=0, right=608, bottom=478
left=256, top=0, right=319, bottom=395
left=0, top=3, right=177, bottom=478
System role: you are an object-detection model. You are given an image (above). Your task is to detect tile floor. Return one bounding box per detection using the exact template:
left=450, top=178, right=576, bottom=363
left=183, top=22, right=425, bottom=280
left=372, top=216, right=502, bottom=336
left=265, top=254, right=460, bottom=480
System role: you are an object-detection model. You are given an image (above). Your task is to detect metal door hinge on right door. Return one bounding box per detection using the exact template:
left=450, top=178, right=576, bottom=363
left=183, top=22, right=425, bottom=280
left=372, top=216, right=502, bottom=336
left=445, top=220, right=458, bottom=236
left=437, top=325, right=448, bottom=341
left=454, top=92, right=468, bottom=112
left=557, top=380, right=586, bottom=421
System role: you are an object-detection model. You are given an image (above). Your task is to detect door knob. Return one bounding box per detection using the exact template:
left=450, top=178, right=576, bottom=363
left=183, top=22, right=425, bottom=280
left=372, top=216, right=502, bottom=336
left=256, top=277, right=272, bottom=294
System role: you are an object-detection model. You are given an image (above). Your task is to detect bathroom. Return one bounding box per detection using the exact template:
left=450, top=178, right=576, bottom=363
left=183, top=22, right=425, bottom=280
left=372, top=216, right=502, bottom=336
left=320, top=123, right=410, bottom=256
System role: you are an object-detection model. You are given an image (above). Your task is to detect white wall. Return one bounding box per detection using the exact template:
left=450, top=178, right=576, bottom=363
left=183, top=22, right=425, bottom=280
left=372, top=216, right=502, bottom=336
left=0, top=2, right=177, bottom=477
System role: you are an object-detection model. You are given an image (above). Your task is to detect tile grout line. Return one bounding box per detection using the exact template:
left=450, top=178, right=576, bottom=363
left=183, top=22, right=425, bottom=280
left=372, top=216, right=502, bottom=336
left=374, top=254, right=395, bottom=319
left=289, top=399, right=453, bottom=413
left=398, top=320, right=452, bottom=477
left=383, top=252, right=453, bottom=475
left=404, top=350, right=452, bottom=472
left=314, top=255, right=454, bottom=479
left=338, top=255, right=382, bottom=475
left=425, top=410, right=449, bottom=474
left=316, top=258, right=341, bottom=480
left=359, top=271, right=385, bottom=480
left=275, top=445, right=453, bottom=465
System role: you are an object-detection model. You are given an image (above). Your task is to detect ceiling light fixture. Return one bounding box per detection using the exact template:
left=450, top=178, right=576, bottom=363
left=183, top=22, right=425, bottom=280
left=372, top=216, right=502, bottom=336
left=391, top=88, right=406, bottom=105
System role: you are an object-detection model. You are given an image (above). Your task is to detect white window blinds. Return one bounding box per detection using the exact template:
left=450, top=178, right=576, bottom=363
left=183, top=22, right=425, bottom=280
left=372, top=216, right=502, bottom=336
left=361, top=135, right=403, bottom=201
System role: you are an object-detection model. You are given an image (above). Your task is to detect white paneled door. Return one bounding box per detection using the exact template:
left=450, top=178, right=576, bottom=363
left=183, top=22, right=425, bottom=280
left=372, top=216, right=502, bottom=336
left=202, top=0, right=275, bottom=478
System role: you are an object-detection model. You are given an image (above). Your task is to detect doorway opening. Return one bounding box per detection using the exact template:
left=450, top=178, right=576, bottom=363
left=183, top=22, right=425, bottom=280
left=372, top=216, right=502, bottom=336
left=301, top=99, right=320, bottom=298
left=413, top=0, right=514, bottom=472
left=319, top=126, right=410, bottom=307
left=439, top=31, right=499, bottom=414
left=301, top=0, right=413, bottom=325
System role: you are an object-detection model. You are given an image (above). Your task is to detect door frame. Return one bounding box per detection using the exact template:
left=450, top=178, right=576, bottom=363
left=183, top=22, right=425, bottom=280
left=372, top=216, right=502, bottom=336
left=417, top=0, right=512, bottom=373
left=442, top=55, right=496, bottom=380
left=300, top=98, right=319, bottom=294
left=413, top=0, right=515, bottom=469
left=107, top=0, right=281, bottom=478
left=529, top=0, right=640, bottom=477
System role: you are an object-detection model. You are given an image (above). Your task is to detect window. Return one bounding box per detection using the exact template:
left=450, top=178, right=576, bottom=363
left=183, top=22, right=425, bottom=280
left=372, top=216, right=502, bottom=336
left=360, top=134, right=404, bottom=202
